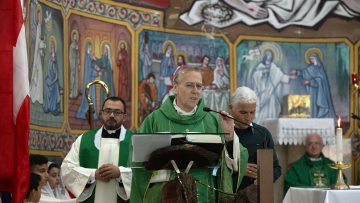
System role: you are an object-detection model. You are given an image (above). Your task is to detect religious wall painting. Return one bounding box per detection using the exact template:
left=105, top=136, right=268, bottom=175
left=28, top=1, right=64, bottom=128
left=136, top=28, right=231, bottom=126
left=235, top=38, right=352, bottom=133
left=180, top=0, right=360, bottom=29
left=67, top=12, right=133, bottom=131
left=352, top=42, right=360, bottom=184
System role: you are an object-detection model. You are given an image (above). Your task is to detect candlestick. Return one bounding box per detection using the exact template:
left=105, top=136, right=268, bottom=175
left=336, top=117, right=343, bottom=163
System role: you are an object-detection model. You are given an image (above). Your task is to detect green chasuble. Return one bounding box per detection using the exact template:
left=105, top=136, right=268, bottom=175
left=284, top=153, right=339, bottom=194
left=131, top=96, right=248, bottom=203
left=79, top=128, right=132, bottom=203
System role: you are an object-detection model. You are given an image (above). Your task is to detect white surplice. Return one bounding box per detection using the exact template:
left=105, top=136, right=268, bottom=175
left=61, top=126, right=132, bottom=203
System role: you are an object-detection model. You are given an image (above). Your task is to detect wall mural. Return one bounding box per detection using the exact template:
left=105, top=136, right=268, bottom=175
left=136, top=28, right=231, bottom=126
left=26, top=1, right=360, bottom=183
left=67, top=12, right=133, bottom=131
left=29, top=1, right=64, bottom=128
left=235, top=37, right=352, bottom=130
left=180, top=0, right=360, bottom=29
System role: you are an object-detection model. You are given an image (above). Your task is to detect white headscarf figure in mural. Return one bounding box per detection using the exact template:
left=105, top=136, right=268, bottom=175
left=295, top=51, right=336, bottom=119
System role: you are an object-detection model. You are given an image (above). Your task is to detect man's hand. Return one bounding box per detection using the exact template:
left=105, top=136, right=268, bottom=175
left=95, top=164, right=120, bottom=182
left=245, top=163, right=258, bottom=179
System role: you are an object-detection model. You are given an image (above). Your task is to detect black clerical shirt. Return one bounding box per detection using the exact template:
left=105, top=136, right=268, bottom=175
left=101, top=128, right=121, bottom=139
left=226, top=123, right=282, bottom=190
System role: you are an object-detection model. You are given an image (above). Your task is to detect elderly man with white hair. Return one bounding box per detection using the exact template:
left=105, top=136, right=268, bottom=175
left=284, top=133, right=341, bottom=193
left=227, top=86, right=281, bottom=201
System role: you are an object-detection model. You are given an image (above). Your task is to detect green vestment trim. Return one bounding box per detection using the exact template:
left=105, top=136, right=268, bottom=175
left=79, top=128, right=132, bottom=203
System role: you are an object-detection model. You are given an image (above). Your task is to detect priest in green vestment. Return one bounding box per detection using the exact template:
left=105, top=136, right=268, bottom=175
left=131, top=67, right=248, bottom=203
left=284, top=133, right=340, bottom=193
left=62, top=97, right=132, bottom=203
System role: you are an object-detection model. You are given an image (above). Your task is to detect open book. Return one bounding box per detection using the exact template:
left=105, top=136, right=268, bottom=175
left=172, top=134, right=223, bottom=144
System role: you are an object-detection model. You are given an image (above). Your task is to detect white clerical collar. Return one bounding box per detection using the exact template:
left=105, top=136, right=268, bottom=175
left=309, top=157, right=322, bottom=161
left=173, top=98, right=197, bottom=116
left=103, top=127, right=121, bottom=134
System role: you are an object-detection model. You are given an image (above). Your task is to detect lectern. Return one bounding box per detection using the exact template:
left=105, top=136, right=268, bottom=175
left=257, top=149, right=274, bottom=203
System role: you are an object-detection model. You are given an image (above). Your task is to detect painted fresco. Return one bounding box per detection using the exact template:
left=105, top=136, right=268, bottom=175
left=181, top=0, right=360, bottom=29
left=29, top=1, right=64, bottom=128
left=136, top=29, right=231, bottom=126
left=236, top=38, right=351, bottom=128
left=67, top=13, right=132, bottom=131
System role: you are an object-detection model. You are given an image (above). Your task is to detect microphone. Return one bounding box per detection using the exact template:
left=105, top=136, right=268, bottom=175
left=203, top=107, right=268, bottom=149
left=203, top=107, right=252, bottom=127
left=351, top=113, right=360, bottom=120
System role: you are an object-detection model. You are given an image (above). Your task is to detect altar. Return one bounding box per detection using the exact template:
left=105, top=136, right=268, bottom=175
left=264, top=118, right=335, bottom=145
left=283, top=187, right=360, bottom=203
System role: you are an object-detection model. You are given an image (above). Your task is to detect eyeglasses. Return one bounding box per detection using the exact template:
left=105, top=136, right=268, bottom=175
left=102, top=108, right=125, bottom=116
left=183, top=82, right=204, bottom=91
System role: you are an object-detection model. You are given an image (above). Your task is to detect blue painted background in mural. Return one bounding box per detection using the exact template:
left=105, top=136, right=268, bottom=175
left=236, top=40, right=350, bottom=125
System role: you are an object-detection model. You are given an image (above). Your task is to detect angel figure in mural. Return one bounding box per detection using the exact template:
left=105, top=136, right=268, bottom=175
left=140, top=32, right=152, bottom=80
left=294, top=48, right=336, bottom=119
left=158, top=40, right=176, bottom=103
left=96, top=43, right=115, bottom=107
left=116, top=41, right=130, bottom=101
left=30, top=5, right=46, bottom=104
left=43, top=37, right=60, bottom=116
left=69, top=30, right=80, bottom=99
left=138, top=73, right=158, bottom=124
left=180, top=0, right=360, bottom=29
left=76, top=42, right=99, bottom=120
left=251, top=49, right=297, bottom=124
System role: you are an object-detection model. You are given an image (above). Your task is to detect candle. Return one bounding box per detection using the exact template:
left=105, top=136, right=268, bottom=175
left=336, top=117, right=343, bottom=163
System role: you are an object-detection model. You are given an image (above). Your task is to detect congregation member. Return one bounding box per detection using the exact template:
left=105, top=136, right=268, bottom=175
left=30, top=155, right=49, bottom=188
left=227, top=86, right=282, bottom=202
left=61, top=96, right=132, bottom=203
left=42, top=163, right=71, bottom=200
left=25, top=173, right=42, bottom=203
left=130, top=67, right=248, bottom=202
left=284, top=133, right=340, bottom=193
left=30, top=154, right=76, bottom=203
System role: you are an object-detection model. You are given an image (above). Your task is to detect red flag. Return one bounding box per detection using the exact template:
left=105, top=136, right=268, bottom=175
left=0, top=0, right=30, bottom=202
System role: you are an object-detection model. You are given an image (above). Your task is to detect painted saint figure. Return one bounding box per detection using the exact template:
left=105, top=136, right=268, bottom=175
left=43, top=39, right=60, bottom=116
left=138, top=73, right=158, bottom=124
left=140, top=32, right=152, bottom=80
left=30, top=7, right=46, bottom=104
left=296, top=52, right=336, bottom=118
left=251, top=50, right=296, bottom=124
left=69, top=30, right=80, bottom=99
left=95, top=44, right=115, bottom=107
left=116, top=41, right=130, bottom=101
left=213, top=57, right=229, bottom=89
left=158, top=42, right=176, bottom=102
left=76, top=42, right=99, bottom=120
